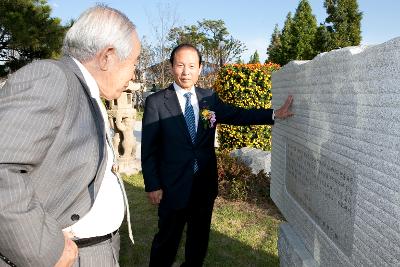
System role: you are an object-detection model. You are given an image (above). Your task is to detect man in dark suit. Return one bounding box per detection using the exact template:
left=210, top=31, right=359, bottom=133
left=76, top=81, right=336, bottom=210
left=0, top=5, right=140, bottom=267
left=141, top=44, right=293, bottom=267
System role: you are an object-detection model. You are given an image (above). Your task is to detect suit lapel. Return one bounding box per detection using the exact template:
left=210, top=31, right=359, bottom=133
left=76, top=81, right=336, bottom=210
left=61, top=56, right=106, bottom=140
left=164, top=84, right=193, bottom=145
left=60, top=56, right=107, bottom=199
left=61, top=57, right=105, bottom=132
left=195, top=87, right=207, bottom=142
left=61, top=57, right=94, bottom=102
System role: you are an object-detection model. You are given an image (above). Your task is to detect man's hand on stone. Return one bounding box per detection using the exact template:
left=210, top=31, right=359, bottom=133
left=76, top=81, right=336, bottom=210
left=275, top=95, right=294, bottom=120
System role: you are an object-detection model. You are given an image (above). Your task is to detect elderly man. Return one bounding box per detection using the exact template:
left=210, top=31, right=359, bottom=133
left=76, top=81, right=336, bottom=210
left=0, top=5, right=140, bottom=267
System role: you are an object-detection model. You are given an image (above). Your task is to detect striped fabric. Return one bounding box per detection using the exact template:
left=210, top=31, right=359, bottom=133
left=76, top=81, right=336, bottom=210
left=0, top=57, right=109, bottom=266
left=72, top=232, right=120, bottom=267
left=183, top=92, right=199, bottom=172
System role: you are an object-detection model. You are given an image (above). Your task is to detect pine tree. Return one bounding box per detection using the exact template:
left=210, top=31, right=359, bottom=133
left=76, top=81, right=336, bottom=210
left=279, top=12, right=295, bottom=65
left=314, top=24, right=332, bottom=54
left=248, top=50, right=260, bottom=64
left=266, top=24, right=282, bottom=64
left=292, top=0, right=318, bottom=60
left=0, top=0, right=66, bottom=74
left=324, top=0, right=362, bottom=49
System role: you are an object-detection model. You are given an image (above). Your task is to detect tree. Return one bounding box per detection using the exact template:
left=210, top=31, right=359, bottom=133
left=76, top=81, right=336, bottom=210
left=167, top=19, right=246, bottom=87
left=235, top=58, right=244, bottom=64
left=267, top=1, right=318, bottom=66
left=314, top=24, right=332, bottom=54
left=279, top=12, right=295, bottom=65
left=168, top=19, right=246, bottom=69
left=146, top=2, right=179, bottom=88
left=266, top=24, right=282, bottom=64
left=136, top=36, right=155, bottom=83
left=267, top=0, right=362, bottom=66
left=292, top=0, right=318, bottom=60
left=324, top=0, right=362, bottom=49
left=0, top=0, right=66, bottom=75
left=248, top=50, right=260, bottom=64
left=168, top=25, right=206, bottom=48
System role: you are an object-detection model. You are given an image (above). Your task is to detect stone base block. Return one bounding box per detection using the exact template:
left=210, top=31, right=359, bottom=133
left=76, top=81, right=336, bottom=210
left=278, top=223, right=318, bottom=267
left=118, top=157, right=141, bottom=175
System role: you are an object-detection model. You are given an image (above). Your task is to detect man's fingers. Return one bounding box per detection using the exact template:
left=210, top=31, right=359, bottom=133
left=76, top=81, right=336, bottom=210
left=65, top=236, right=78, bottom=256
left=148, top=190, right=163, bottom=205
left=63, top=231, right=75, bottom=239
left=151, top=193, right=162, bottom=204
left=284, top=95, right=293, bottom=108
left=54, top=235, right=78, bottom=267
left=277, top=95, right=294, bottom=119
left=151, top=197, right=158, bottom=205
left=67, top=240, right=78, bottom=257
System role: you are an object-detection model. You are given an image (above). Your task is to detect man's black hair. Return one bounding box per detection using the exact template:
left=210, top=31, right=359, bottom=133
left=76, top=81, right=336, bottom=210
left=169, top=43, right=202, bottom=66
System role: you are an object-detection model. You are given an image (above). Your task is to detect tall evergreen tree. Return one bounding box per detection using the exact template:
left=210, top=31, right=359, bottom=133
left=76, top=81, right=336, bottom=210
left=292, top=0, right=318, bottom=60
left=279, top=12, right=295, bottom=65
left=314, top=24, right=332, bottom=54
left=324, top=0, right=362, bottom=49
left=266, top=24, right=282, bottom=64
left=248, top=50, right=260, bottom=64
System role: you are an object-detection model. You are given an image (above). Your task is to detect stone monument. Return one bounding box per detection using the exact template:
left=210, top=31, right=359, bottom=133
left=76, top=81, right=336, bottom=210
left=107, top=81, right=142, bottom=175
left=270, top=37, right=400, bottom=266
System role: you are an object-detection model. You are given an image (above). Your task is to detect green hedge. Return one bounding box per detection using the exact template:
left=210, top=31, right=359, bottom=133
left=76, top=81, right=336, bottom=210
left=214, top=63, right=280, bottom=151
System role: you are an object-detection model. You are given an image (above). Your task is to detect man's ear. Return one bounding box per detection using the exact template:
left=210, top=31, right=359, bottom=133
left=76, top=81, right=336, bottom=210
left=98, top=46, right=116, bottom=71
left=198, top=64, right=203, bottom=75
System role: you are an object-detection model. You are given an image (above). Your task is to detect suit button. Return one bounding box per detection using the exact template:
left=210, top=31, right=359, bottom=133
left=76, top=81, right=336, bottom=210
left=71, top=214, right=80, bottom=221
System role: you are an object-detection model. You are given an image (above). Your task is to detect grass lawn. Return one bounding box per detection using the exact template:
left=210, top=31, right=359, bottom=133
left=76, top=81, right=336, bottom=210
left=119, top=173, right=283, bottom=267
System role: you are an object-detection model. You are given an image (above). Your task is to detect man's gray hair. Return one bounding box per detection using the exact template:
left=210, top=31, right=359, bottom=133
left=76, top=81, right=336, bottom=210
left=62, top=5, right=136, bottom=62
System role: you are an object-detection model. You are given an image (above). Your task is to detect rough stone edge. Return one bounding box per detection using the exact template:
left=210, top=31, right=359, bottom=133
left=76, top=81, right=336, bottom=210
left=278, top=223, right=319, bottom=267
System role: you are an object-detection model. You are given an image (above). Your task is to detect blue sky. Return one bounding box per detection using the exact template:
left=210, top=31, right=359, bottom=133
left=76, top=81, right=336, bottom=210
left=48, top=0, right=399, bottom=62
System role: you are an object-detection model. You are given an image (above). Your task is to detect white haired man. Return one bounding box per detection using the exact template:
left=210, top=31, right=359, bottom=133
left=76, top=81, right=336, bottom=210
left=0, top=5, right=140, bottom=267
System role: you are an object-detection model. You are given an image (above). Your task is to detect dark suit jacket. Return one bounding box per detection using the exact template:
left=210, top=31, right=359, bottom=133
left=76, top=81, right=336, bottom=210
left=0, top=57, right=107, bottom=267
left=141, top=84, right=274, bottom=209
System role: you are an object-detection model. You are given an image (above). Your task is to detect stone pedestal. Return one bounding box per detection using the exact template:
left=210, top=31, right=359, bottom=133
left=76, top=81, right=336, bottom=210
left=118, top=157, right=141, bottom=176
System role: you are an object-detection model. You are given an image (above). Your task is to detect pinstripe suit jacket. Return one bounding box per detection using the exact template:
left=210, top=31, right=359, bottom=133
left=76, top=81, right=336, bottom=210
left=0, top=57, right=107, bottom=267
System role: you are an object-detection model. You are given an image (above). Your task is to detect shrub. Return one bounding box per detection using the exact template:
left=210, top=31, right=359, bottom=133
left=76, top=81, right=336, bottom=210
left=217, top=152, right=272, bottom=204
left=214, top=63, right=280, bottom=151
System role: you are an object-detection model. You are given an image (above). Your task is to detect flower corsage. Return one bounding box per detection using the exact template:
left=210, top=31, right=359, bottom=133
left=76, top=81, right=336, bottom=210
left=200, top=108, right=216, bottom=129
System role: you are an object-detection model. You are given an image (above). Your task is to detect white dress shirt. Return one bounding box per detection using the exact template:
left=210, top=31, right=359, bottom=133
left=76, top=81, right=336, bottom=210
left=173, top=82, right=199, bottom=129
left=63, top=58, right=125, bottom=238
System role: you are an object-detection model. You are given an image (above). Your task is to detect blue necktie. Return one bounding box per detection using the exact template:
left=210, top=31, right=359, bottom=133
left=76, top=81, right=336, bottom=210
left=183, top=92, right=199, bottom=173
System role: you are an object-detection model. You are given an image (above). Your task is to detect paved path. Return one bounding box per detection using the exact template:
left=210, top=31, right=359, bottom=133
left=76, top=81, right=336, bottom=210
left=133, top=120, right=142, bottom=160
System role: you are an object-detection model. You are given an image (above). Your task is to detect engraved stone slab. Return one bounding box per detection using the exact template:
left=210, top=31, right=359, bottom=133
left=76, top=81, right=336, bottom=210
left=286, top=140, right=356, bottom=255
left=270, top=37, right=400, bottom=267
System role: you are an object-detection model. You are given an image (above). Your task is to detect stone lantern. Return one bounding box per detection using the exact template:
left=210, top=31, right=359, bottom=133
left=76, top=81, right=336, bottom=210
left=107, top=81, right=141, bottom=175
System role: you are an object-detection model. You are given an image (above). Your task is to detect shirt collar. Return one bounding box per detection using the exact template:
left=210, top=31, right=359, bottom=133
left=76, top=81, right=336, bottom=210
left=72, top=57, right=100, bottom=99
left=173, top=82, right=196, bottom=97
